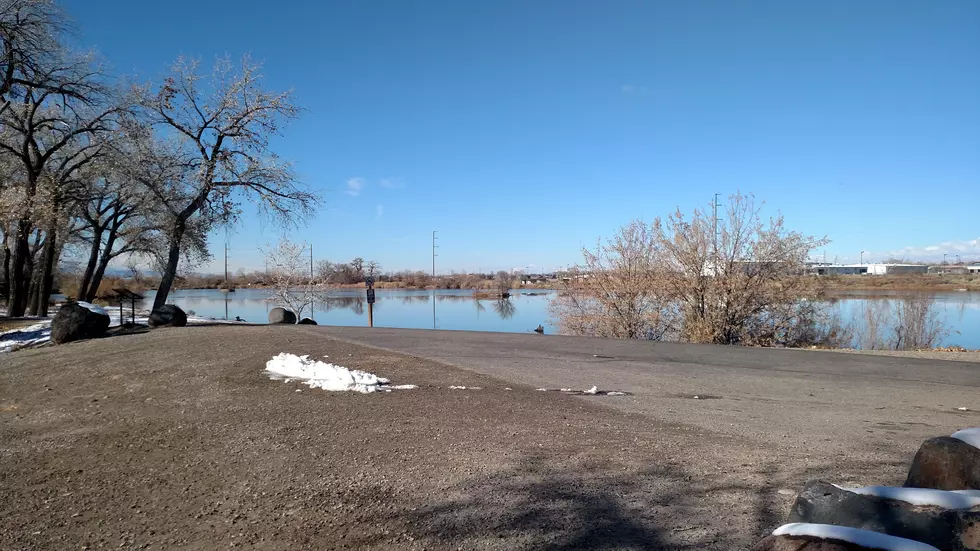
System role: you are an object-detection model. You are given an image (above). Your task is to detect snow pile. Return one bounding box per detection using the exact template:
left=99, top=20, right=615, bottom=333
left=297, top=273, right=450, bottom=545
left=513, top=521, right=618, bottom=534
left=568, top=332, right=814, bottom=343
left=951, top=427, right=980, bottom=450
left=772, top=524, right=938, bottom=551
left=833, top=485, right=980, bottom=509
left=448, top=385, right=481, bottom=390
left=264, top=353, right=412, bottom=393
left=77, top=301, right=109, bottom=316
left=0, top=321, right=52, bottom=353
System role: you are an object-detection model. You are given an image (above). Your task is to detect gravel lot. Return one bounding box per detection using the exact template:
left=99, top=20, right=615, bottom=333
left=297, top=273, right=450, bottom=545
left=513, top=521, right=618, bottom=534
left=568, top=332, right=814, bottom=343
left=1, top=325, right=971, bottom=550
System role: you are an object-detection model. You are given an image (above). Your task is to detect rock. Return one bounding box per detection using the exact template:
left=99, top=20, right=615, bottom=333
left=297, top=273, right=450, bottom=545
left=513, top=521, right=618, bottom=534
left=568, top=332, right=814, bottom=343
left=297, top=317, right=317, bottom=325
left=268, top=307, right=296, bottom=324
left=753, top=534, right=880, bottom=551
left=787, top=480, right=980, bottom=551
left=905, top=436, right=980, bottom=490
left=753, top=534, right=933, bottom=551
left=148, top=304, right=187, bottom=328
left=50, top=302, right=110, bottom=344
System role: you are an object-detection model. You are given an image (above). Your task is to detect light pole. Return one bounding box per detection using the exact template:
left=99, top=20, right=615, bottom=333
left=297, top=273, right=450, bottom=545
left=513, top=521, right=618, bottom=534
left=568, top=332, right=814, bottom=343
left=860, top=251, right=867, bottom=264
left=943, top=253, right=947, bottom=266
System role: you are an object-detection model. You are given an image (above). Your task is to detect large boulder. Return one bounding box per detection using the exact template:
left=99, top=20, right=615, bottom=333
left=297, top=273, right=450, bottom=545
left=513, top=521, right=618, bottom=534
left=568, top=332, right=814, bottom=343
left=51, top=301, right=110, bottom=344
left=148, top=304, right=187, bottom=328
left=786, top=480, right=980, bottom=551
left=905, top=435, right=980, bottom=490
left=754, top=533, right=938, bottom=551
left=297, top=317, right=317, bottom=325
left=268, top=307, right=296, bottom=324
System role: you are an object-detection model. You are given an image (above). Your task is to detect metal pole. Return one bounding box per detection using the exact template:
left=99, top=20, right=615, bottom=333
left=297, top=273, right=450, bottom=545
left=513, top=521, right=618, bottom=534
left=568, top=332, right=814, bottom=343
left=224, top=243, right=229, bottom=285
left=432, top=230, right=438, bottom=277
left=310, top=244, right=313, bottom=279
left=368, top=302, right=373, bottom=328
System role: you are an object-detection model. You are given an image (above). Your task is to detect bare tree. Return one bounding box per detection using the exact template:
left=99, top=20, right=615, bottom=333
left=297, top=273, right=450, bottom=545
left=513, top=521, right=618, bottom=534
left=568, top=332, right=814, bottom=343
left=264, top=238, right=317, bottom=321
left=494, top=270, right=513, bottom=298
left=365, top=259, right=381, bottom=279
left=0, top=52, right=119, bottom=315
left=552, top=195, right=831, bottom=346
left=72, top=148, right=156, bottom=301
left=133, top=56, right=318, bottom=309
left=550, top=221, right=677, bottom=339
left=0, top=0, right=70, bottom=118
left=652, top=193, right=828, bottom=345
left=891, top=294, right=949, bottom=350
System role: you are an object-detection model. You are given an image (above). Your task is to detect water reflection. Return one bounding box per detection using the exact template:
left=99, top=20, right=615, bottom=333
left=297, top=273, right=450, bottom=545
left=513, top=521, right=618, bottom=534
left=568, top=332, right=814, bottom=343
left=144, top=288, right=980, bottom=347
left=490, top=298, right=517, bottom=320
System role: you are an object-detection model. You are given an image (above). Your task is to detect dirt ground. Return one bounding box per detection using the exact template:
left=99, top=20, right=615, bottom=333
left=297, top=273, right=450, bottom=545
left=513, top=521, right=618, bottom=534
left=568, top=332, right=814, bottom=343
left=0, top=326, right=928, bottom=550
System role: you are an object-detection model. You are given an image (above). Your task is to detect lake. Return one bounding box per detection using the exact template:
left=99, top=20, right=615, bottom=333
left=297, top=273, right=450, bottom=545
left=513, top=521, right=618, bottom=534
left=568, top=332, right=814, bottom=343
left=140, top=288, right=557, bottom=335
left=140, top=288, right=980, bottom=348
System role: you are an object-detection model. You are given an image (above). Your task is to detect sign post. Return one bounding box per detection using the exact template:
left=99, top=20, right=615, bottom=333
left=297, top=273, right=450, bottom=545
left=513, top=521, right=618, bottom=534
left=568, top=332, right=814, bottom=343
left=365, top=277, right=375, bottom=328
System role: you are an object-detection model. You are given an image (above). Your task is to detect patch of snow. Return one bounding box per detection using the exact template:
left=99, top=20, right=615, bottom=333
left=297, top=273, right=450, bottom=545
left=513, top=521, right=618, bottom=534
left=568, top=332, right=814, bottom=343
left=505, top=387, right=513, bottom=391
left=958, top=407, right=970, bottom=412
left=832, top=485, right=980, bottom=509
left=772, top=523, right=938, bottom=551
left=535, top=388, right=547, bottom=391
left=0, top=320, right=52, bottom=352
left=448, top=385, right=481, bottom=390
left=559, top=388, right=574, bottom=392
left=76, top=301, right=108, bottom=316
left=388, top=384, right=418, bottom=390
left=606, top=391, right=627, bottom=396
left=583, top=386, right=598, bottom=395
left=951, top=427, right=980, bottom=450
left=264, top=353, right=412, bottom=393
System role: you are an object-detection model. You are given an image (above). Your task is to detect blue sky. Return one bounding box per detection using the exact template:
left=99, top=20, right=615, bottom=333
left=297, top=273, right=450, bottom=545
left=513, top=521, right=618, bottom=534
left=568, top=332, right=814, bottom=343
left=64, top=0, right=979, bottom=272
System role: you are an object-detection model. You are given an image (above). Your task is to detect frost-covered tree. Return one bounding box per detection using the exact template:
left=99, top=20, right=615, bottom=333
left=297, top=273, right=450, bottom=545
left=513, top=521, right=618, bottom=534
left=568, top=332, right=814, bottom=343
left=132, top=56, right=318, bottom=309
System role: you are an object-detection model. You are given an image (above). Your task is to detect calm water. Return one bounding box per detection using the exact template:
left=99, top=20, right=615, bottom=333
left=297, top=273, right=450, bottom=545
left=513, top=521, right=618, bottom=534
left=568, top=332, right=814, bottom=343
left=827, top=291, right=980, bottom=349
left=141, top=288, right=557, bottom=334
left=140, top=288, right=980, bottom=348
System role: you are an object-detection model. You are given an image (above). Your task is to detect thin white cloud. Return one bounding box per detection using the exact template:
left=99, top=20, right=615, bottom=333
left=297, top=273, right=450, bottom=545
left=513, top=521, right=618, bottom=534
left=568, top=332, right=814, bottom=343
left=379, top=177, right=406, bottom=189
left=871, top=237, right=980, bottom=263
left=621, top=84, right=648, bottom=95
left=375, top=204, right=384, bottom=218
left=345, top=177, right=366, bottom=197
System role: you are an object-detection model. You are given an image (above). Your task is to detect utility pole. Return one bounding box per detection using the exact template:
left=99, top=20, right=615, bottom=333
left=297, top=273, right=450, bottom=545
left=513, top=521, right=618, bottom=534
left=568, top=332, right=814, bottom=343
left=310, top=244, right=314, bottom=279
left=712, top=193, right=721, bottom=262
left=224, top=243, right=229, bottom=285
left=432, top=230, right=438, bottom=277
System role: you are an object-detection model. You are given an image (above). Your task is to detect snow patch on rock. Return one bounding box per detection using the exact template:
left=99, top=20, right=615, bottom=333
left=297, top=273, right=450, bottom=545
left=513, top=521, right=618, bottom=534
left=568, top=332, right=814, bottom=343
left=833, top=484, right=980, bottom=509
left=772, top=523, right=939, bottom=551
left=951, top=427, right=980, bottom=450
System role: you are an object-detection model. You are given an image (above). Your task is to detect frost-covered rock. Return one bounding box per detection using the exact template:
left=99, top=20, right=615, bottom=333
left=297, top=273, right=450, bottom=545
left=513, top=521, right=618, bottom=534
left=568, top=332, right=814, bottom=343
left=297, top=317, right=317, bottom=325
left=787, top=480, right=980, bottom=551
left=268, top=307, right=296, bottom=324
left=905, top=436, right=980, bottom=490
left=148, top=304, right=187, bottom=328
left=51, top=302, right=110, bottom=344
left=753, top=524, right=940, bottom=551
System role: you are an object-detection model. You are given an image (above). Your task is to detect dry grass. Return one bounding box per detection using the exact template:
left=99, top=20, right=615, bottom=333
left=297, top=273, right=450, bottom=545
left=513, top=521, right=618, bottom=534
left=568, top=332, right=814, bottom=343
left=0, top=318, right=38, bottom=332
left=823, top=274, right=980, bottom=292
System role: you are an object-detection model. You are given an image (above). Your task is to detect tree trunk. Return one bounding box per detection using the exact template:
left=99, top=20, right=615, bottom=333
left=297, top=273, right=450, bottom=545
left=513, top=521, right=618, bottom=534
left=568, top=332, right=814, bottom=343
left=1, top=232, right=9, bottom=301
left=85, top=224, right=118, bottom=303
left=27, top=253, right=42, bottom=315
left=153, top=222, right=186, bottom=310
left=7, top=220, right=32, bottom=316
left=78, top=227, right=104, bottom=301
left=36, top=223, right=58, bottom=317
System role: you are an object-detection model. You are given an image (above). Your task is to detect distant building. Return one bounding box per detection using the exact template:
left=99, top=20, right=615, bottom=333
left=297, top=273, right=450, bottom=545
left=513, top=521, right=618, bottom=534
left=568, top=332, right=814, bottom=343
left=967, top=265, right=980, bottom=274
left=810, top=263, right=928, bottom=276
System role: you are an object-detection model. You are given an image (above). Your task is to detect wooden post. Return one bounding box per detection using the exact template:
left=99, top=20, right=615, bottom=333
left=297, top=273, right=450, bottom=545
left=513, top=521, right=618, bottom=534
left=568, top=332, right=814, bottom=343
left=368, top=302, right=374, bottom=328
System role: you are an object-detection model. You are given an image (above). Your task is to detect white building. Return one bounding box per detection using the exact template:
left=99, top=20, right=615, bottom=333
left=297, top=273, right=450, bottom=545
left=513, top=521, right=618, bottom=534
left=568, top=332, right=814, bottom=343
left=811, top=263, right=928, bottom=276
left=968, top=265, right=980, bottom=274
